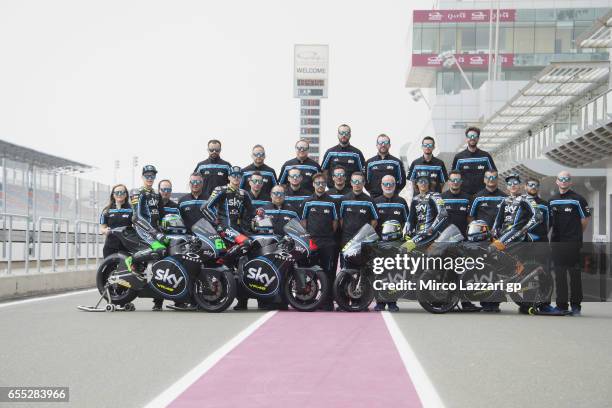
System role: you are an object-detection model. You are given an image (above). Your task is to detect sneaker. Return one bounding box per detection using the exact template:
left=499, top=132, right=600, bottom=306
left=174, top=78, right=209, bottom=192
left=538, top=305, right=568, bottom=316
left=152, top=303, right=162, bottom=311
left=388, top=303, right=400, bottom=313
left=461, top=302, right=482, bottom=313
left=374, top=303, right=386, bottom=312
left=482, top=305, right=501, bottom=313
left=570, top=305, right=582, bottom=316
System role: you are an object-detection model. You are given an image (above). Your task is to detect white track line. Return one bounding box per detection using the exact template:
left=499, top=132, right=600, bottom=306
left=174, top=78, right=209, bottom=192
left=145, top=310, right=277, bottom=408
left=382, top=312, right=445, bottom=408
left=0, top=288, right=97, bottom=309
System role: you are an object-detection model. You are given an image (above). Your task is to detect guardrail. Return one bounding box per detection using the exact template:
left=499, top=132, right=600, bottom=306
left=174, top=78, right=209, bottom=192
left=1, top=213, right=32, bottom=275
left=75, top=220, right=101, bottom=271
left=36, top=217, right=70, bottom=274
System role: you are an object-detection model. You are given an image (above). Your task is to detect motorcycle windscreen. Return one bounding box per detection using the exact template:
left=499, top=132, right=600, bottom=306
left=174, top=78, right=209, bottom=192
left=282, top=218, right=312, bottom=256
left=342, top=224, right=379, bottom=256
left=149, top=257, right=189, bottom=298
left=435, top=224, right=464, bottom=243
left=191, top=218, right=226, bottom=256
left=242, top=256, right=281, bottom=297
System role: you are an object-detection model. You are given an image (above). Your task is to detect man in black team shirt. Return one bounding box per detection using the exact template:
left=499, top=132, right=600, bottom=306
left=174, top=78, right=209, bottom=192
left=178, top=173, right=207, bottom=233
left=549, top=171, right=591, bottom=316
left=470, top=169, right=506, bottom=228
left=452, top=127, right=497, bottom=197
left=193, top=139, right=232, bottom=199
left=321, top=124, right=366, bottom=188
left=339, top=171, right=378, bottom=252
left=327, top=165, right=351, bottom=201
left=246, top=171, right=272, bottom=213
left=408, top=136, right=448, bottom=193
left=279, top=139, right=321, bottom=195
left=284, top=168, right=310, bottom=215
left=365, top=133, right=407, bottom=198
left=240, top=144, right=277, bottom=198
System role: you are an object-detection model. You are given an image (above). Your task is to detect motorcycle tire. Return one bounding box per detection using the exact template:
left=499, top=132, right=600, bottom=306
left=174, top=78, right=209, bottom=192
left=417, top=269, right=459, bottom=314
left=284, top=269, right=328, bottom=312
left=96, top=253, right=138, bottom=306
left=192, top=270, right=236, bottom=313
left=333, top=270, right=374, bottom=312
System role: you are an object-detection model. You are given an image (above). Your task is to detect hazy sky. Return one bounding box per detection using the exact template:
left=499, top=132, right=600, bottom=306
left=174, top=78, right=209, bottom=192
left=0, top=0, right=432, bottom=190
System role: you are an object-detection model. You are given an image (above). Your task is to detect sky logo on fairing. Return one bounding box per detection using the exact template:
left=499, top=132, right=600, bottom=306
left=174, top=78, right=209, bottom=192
left=154, top=268, right=184, bottom=289
left=247, top=267, right=276, bottom=287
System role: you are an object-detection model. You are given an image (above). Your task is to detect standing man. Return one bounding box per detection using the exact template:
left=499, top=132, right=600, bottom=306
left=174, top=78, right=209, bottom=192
left=240, top=145, right=277, bottom=198
left=550, top=171, right=591, bottom=316
left=301, top=173, right=340, bottom=311
left=408, top=136, right=448, bottom=193
left=365, top=134, right=407, bottom=198
left=470, top=170, right=506, bottom=228
left=327, top=165, right=351, bottom=201
left=193, top=139, right=232, bottom=199
left=321, top=124, right=366, bottom=188
left=284, top=168, right=310, bottom=215
left=339, top=172, right=378, bottom=251
left=373, top=175, right=409, bottom=312
left=178, top=173, right=207, bottom=233
left=452, top=127, right=497, bottom=197
left=279, top=139, right=321, bottom=195
left=246, top=171, right=272, bottom=212
left=263, top=185, right=300, bottom=236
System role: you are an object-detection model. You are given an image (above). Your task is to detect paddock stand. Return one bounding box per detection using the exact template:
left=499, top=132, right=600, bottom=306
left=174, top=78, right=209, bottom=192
left=77, top=285, right=135, bottom=312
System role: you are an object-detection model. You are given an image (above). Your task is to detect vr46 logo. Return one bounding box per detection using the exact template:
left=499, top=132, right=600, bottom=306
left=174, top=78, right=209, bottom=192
left=154, top=268, right=184, bottom=289
left=247, top=267, right=276, bottom=287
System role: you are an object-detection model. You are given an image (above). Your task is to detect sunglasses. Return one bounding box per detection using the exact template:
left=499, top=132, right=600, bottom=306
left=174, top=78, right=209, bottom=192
left=208, top=148, right=221, bottom=153
left=313, top=181, right=326, bottom=187
left=229, top=173, right=242, bottom=178
left=466, top=133, right=479, bottom=139
left=252, top=152, right=265, bottom=158
left=296, top=146, right=309, bottom=152
left=485, top=175, right=498, bottom=181
left=422, top=143, right=434, bottom=149
left=449, top=178, right=462, bottom=183
left=333, top=173, right=346, bottom=178
left=382, top=182, right=395, bottom=188
left=271, top=191, right=285, bottom=197
left=338, top=130, right=351, bottom=137
left=526, top=182, right=539, bottom=188
left=416, top=179, right=429, bottom=185
left=143, top=174, right=156, bottom=180
left=288, top=174, right=301, bottom=180
left=113, top=190, right=127, bottom=196
left=250, top=179, right=264, bottom=185
left=558, top=176, right=571, bottom=183
left=506, top=180, right=520, bottom=186
left=190, top=179, right=203, bottom=185
left=377, top=140, right=390, bottom=146
left=160, top=187, right=172, bottom=193
left=351, top=179, right=363, bottom=185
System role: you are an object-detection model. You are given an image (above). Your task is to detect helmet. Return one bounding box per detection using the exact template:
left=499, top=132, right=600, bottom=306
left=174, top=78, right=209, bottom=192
left=381, top=220, right=403, bottom=241
left=467, top=220, right=491, bottom=242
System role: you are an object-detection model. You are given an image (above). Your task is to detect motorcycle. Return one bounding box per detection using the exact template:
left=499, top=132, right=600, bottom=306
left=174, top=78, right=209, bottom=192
left=227, top=218, right=329, bottom=311
left=80, top=218, right=236, bottom=313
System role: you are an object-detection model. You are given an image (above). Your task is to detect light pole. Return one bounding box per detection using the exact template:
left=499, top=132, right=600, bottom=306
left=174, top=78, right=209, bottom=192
left=113, top=160, right=120, bottom=184
left=131, top=156, right=138, bottom=189
left=438, top=51, right=474, bottom=90
left=410, top=88, right=431, bottom=109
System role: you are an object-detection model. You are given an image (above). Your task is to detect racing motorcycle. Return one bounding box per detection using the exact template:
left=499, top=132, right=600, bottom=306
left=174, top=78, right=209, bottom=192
left=81, top=217, right=236, bottom=313
left=228, top=218, right=329, bottom=311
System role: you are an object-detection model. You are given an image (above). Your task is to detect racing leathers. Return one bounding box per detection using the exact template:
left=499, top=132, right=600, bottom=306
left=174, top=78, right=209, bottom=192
left=407, top=192, right=448, bottom=245
left=492, top=195, right=542, bottom=245
left=205, top=184, right=254, bottom=244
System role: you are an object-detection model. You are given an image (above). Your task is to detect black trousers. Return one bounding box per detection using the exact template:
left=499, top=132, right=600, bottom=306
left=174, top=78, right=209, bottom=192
left=553, top=244, right=582, bottom=309
left=314, top=237, right=338, bottom=305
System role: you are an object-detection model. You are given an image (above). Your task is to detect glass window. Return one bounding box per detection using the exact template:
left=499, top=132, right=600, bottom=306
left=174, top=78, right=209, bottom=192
left=442, top=71, right=455, bottom=94
left=436, top=72, right=444, bottom=95
left=440, top=25, right=456, bottom=53
left=536, top=9, right=556, bottom=21
left=499, top=24, right=514, bottom=53
left=457, top=24, right=476, bottom=53
left=421, top=24, right=439, bottom=54
left=472, top=71, right=488, bottom=89
left=475, top=25, right=490, bottom=53
left=555, top=23, right=573, bottom=53
left=514, top=23, right=534, bottom=53
left=413, top=24, right=422, bottom=54
left=516, top=9, right=535, bottom=22
left=535, top=24, right=555, bottom=53
left=453, top=71, right=463, bottom=93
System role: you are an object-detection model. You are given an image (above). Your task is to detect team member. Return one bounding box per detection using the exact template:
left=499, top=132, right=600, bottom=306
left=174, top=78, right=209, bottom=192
left=408, top=136, right=448, bottom=193
left=439, top=171, right=481, bottom=312
left=451, top=127, right=497, bottom=197
left=550, top=171, right=591, bottom=316
left=128, top=165, right=167, bottom=311
left=246, top=171, right=272, bottom=211
left=321, top=124, right=366, bottom=188
left=279, top=139, right=321, bottom=194
left=339, top=172, right=378, bottom=250
left=488, top=174, right=542, bottom=313
left=301, top=173, right=339, bottom=311
left=178, top=173, right=207, bottom=233
left=470, top=170, right=506, bottom=228
left=206, top=166, right=254, bottom=311
left=263, top=185, right=299, bottom=236
left=158, top=179, right=184, bottom=234
left=99, top=184, right=132, bottom=258
left=240, top=145, right=277, bottom=198
left=193, top=139, right=232, bottom=198
left=327, top=165, right=351, bottom=201
left=406, top=171, right=448, bottom=246
left=373, top=175, right=408, bottom=312
left=284, top=168, right=310, bottom=215
left=365, top=134, right=407, bottom=198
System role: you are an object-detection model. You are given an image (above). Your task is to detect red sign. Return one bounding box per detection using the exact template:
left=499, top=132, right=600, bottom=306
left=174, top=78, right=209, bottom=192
left=412, top=54, right=515, bottom=69
left=413, top=9, right=516, bottom=23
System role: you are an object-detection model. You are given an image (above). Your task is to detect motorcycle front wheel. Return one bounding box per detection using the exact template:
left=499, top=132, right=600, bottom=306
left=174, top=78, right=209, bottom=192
left=284, top=269, right=328, bottom=312
left=417, top=269, right=459, bottom=314
left=333, top=270, right=374, bottom=312
left=192, top=270, right=236, bottom=313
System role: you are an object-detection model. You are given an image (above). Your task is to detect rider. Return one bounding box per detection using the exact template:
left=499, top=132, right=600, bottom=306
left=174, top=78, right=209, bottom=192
left=406, top=171, right=448, bottom=247
left=127, top=165, right=169, bottom=311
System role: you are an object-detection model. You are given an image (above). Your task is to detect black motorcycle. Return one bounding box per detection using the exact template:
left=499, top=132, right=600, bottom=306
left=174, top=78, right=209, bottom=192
left=228, top=218, right=329, bottom=312
left=85, top=218, right=236, bottom=313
